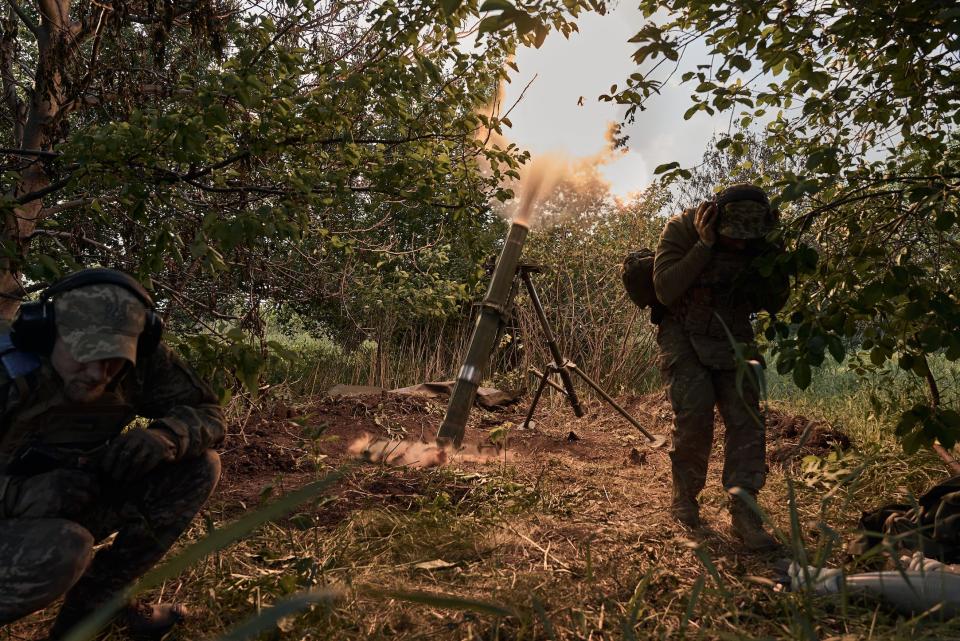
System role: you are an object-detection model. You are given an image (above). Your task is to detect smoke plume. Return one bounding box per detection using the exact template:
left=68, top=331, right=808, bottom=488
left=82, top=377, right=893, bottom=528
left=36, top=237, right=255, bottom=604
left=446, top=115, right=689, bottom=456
left=479, top=77, right=629, bottom=228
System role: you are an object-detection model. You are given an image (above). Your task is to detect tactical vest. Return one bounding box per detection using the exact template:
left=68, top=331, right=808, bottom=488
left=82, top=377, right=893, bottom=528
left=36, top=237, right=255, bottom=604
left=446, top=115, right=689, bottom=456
left=676, top=247, right=755, bottom=343
left=0, top=335, right=136, bottom=474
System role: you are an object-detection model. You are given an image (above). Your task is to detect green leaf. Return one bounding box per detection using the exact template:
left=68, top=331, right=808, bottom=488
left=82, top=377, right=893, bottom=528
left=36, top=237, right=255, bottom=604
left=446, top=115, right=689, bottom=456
left=826, top=336, right=845, bottom=363
left=792, top=359, right=811, bottom=389
left=365, top=588, right=518, bottom=618
left=440, top=0, right=463, bottom=14
left=479, top=0, right=513, bottom=10
left=215, top=590, right=343, bottom=641
left=653, top=161, right=680, bottom=174
left=683, top=104, right=702, bottom=120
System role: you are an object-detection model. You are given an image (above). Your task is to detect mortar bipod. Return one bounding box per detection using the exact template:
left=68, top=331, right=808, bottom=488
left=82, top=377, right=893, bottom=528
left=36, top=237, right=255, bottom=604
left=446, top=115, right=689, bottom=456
left=518, top=267, right=667, bottom=449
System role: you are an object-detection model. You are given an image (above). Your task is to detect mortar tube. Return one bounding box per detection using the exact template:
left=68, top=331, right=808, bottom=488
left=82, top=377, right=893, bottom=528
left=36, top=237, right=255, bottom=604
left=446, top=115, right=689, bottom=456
left=437, top=221, right=529, bottom=447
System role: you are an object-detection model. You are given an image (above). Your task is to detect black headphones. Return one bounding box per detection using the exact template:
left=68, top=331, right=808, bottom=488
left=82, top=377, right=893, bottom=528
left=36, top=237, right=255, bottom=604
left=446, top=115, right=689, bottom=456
left=11, top=268, right=164, bottom=360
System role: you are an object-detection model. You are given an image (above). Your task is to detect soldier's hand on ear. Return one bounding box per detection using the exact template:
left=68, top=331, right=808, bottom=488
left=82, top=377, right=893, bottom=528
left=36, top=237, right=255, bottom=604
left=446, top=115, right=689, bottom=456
left=101, top=427, right=178, bottom=482
left=694, top=201, right=718, bottom=247
left=3, top=469, right=100, bottom=518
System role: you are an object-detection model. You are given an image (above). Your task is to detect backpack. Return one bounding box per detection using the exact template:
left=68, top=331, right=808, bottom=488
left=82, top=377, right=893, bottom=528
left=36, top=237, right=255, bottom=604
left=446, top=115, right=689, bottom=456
left=852, top=475, right=960, bottom=563
left=621, top=249, right=666, bottom=324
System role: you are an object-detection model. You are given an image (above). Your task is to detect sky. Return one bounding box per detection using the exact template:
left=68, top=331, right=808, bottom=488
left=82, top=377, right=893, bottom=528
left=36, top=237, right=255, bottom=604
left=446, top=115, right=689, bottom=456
left=501, top=2, right=727, bottom=199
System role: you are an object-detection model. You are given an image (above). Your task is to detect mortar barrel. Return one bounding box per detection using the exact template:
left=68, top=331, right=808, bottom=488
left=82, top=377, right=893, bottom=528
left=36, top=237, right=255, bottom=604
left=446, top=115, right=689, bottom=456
left=437, top=222, right=529, bottom=446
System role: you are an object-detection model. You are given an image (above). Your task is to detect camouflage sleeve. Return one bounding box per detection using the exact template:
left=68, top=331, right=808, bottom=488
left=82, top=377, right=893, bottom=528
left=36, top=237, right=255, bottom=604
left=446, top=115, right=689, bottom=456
left=0, top=368, right=27, bottom=509
left=133, top=343, right=225, bottom=459
left=653, top=211, right=714, bottom=307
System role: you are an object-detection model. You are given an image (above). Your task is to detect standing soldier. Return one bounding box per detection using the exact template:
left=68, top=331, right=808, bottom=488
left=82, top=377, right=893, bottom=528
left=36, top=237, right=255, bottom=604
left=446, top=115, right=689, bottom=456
left=0, top=269, right=224, bottom=639
left=654, top=184, right=788, bottom=551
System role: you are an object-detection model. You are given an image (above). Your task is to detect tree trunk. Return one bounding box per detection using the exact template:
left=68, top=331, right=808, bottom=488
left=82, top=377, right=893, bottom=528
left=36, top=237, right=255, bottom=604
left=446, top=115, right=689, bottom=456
left=0, top=2, right=70, bottom=319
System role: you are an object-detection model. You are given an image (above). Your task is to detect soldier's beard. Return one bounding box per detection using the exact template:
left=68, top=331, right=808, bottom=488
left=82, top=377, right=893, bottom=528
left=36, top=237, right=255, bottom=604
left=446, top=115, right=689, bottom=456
left=63, top=378, right=110, bottom=403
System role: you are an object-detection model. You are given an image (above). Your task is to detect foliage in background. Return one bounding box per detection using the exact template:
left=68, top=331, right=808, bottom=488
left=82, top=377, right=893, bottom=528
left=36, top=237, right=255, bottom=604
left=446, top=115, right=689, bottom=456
left=505, top=173, right=669, bottom=396
left=0, top=0, right=596, bottom=397
left=611, top=0, right=960, bottom=449
left=667, top=130, right=800, bottom=211
left=261, top=171, right=671, bottom=398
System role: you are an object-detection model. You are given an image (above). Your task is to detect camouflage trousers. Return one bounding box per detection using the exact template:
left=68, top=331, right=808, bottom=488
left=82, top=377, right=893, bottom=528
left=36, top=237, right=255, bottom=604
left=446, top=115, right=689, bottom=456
left=657, top=318, right=766, bottom=500
left=0, top=450, right=220, bottom=634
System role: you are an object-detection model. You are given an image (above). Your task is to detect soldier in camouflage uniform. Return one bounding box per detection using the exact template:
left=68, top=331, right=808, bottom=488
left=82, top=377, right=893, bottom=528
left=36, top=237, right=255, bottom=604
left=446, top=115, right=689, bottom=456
left=653, top=184, right=788, bottom=551
left=0, top=270, right=224, bottom=638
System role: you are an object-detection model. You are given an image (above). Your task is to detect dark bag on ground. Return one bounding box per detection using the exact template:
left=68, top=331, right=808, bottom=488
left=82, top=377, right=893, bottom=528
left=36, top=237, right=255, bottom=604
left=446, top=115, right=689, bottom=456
left=621, top=249, right=666, bottom=324
left=851, top=475, right=960, bottom=563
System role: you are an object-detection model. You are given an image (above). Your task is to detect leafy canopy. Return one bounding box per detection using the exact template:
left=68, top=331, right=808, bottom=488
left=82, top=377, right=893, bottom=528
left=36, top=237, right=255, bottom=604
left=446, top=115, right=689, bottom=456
left=1, top=0, right=594, bottom=396
left=610, top=0, right=960, bottom=449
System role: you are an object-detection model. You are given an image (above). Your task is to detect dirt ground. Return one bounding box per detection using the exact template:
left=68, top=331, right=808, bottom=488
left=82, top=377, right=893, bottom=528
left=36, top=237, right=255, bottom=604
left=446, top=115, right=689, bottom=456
left=216, top=388, right=851, bottom=520
left=6, top=388, right=860, bottom=640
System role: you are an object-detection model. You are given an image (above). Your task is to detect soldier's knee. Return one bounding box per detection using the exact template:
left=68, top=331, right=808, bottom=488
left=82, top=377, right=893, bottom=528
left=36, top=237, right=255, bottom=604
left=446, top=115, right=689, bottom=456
left=671, top=389, right=715, bottom=428
left=724, top=471, right=766, bottom=493
left=198, top=449, right=221, bottom=492
left=0, top=519, right=93, bottom=624
left=45, top=520, right=94, bottom=588
left=667, top=377, right=715, bottom=416
left=175, top=449, right=221, bottom=502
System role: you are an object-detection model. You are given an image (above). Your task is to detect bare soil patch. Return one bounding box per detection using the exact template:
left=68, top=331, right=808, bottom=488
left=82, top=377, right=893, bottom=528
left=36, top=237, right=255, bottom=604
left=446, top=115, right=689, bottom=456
left=213, top=389, right=854, bottom=537
left=7, top=388, right=865, bottom=641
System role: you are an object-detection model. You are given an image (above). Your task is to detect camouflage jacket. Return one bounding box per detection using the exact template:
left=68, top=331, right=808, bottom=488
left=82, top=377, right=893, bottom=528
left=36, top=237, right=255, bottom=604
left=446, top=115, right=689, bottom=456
left=0, top=339, right=225, bottom=481
left=654, top=208, right=789, bottom=369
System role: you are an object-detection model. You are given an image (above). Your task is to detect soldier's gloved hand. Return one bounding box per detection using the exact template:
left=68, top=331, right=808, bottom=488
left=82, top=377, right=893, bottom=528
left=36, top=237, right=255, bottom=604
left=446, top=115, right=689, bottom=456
left=694, top=200, right=718, bottom=247
left=101, top=427, right=178, bottom=482
left=3, top=469, right=100, bottom=518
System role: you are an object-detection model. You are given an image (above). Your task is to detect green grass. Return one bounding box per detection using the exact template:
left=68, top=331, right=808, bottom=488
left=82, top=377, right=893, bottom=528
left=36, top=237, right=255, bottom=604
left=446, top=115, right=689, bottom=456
left=768, top=354, right=960, bottom=443
left=765, top=354, right=959, bottom=537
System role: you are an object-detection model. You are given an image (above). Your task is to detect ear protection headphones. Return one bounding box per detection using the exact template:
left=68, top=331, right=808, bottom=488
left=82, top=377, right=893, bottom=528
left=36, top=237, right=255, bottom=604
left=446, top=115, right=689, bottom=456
left=10, top=268, right=164, bottom=360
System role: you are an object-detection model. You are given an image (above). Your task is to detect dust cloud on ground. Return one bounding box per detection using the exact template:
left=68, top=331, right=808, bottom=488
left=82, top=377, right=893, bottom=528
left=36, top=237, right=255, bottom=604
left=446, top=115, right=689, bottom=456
left=347, top=434, right=512, bottom=469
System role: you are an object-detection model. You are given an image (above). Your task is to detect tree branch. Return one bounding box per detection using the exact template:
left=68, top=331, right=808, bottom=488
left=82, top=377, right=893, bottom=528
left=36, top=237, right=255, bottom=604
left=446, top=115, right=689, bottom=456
left=67, top=84, right=192, bottom=110
left=14, top=173, right=73, bottom=204
left=0, top=146, right=58, bottom=157
left=28, top=227, right=114, bottom=253
left=36, top=0, right=67, bottom=32
left=3, top=0, right=38, bottom=39
left=125, top=0, right=199, bottom=25
left=0, top=12, right=26, bottom=142
left=38, top=196, right=97, bottom=216
left=795, top=188, right=905, bottom=236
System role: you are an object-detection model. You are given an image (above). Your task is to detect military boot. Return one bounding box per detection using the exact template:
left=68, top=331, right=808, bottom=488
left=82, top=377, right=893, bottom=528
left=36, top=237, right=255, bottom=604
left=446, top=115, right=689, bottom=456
left=124, top=602, right=188, bottom=640
left=47, top=601, right=187, bottom=641
left=729, top=492, right=780, bottom=552
left=671, top=485, right=701, bottom=529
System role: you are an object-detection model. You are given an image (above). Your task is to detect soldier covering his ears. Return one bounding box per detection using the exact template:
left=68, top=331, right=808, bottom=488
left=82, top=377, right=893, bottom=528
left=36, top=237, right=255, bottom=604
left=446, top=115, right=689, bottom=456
left=0, top=269, right=224, bottom=639
left=653, top=184, right=789, bottom=551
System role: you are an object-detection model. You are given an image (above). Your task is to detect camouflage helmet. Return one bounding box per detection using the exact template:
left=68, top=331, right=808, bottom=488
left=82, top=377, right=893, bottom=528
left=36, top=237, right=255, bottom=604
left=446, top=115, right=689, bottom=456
left=716, top=183, right=773, bottom=240
left=53, top=284, right=147, bottom=365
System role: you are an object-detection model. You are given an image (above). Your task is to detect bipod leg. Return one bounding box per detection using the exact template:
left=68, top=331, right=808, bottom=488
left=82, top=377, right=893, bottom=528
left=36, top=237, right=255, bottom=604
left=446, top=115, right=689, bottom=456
left=523, top=365, right=554, bottom=429
left=521, top=270, right=585, bottom=417
left=557, top=363, right=585, bottom=418
left=567, top=363, right=667, bottom=448
left=529, top=367, right=569, bottom=396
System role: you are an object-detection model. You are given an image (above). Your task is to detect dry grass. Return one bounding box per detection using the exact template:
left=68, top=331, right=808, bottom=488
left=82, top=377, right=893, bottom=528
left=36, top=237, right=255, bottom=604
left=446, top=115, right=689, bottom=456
left=7, top=386, right=960, bottom=641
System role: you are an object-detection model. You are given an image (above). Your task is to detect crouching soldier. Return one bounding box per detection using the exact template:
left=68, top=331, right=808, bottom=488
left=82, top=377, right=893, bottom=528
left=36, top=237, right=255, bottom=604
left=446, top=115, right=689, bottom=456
left=0, top=269, right=224, bottom=638
left=654, top=184, right=788, bottom=551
